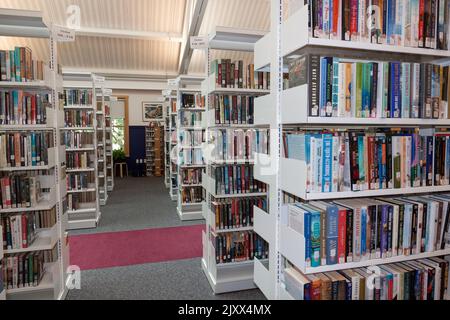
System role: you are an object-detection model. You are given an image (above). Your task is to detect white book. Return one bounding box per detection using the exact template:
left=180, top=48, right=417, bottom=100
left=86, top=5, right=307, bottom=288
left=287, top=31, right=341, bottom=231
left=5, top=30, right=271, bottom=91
left=376, top=62, right=384, bottom=118
left=316, top=136, right=323, bottom=193
left=403, top=203, right=413, bottom=255
left=351, top=63, right=357, bottom=117
left=411, top=63, right=421, bottom=118
left=338, top=62, right=346, bottom=117
left=310, top=136, right=317, bottom=193
left=420, top=259, right=441, bottom=300
left=340, top=269, right=361, bottom=300
left=410, top=0, right=420, bottom=47
left=332, top=135, right=339, bottom=192
left=405, top=136, right=412, bottom=187
left=427, top=201, right=438, bottom=252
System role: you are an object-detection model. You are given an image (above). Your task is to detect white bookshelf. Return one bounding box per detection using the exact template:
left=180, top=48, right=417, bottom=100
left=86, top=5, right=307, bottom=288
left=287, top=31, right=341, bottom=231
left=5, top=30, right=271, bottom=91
left=176, top=75, right=206, bottom=221
left=200, top=27, right=269, bottom=294
left=95, top=83, right=108, bottom=205
left=105, top=93, right=114, bottom=193
left=253, top=1, right=450, bottom=300
left=64, top=81, right=101, bottom=230
left=167, top=84, right=179, bottom=201
left=0, top=8, right=69, bottom=300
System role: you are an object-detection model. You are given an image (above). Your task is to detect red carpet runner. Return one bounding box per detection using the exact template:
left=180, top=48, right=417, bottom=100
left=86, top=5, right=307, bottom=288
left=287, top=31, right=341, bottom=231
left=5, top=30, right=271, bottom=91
left=69, top=225, right=205, bottom=270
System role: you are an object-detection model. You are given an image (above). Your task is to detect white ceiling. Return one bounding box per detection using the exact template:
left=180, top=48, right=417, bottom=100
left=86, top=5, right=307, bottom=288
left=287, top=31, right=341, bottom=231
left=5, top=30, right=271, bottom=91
left=0, top=0, right=270, bottom=78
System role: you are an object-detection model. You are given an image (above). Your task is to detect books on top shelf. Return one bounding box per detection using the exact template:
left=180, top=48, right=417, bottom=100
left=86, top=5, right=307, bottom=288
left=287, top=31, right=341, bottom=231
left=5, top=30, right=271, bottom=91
left=288, top=54, right=450, bottom=119
left=63, top=89, right=92, bottom=107
left=0, top=91, right=51, bottom=125
left=0, top=174, right=43, bottom=210
left=212, top=197, right=267, bottom=231
left=210, top=59, right=270, bottom=90
left=0, top=132, right=53, bottom=168
left=215, top=231, right=269, bottom=264
left=284, top=128, right=450, bottom=194
left=285, top=194, right=450, bottom=269
left=0, top=47, right=45, bottom=82
left=210, top=129, right=269, bottom=162
left=308, top=0, right=450, bottom=51
left=1, top=207, right=57, bottom=251
left=64, top=110, right=94, bottom=128
left=3, top=247, right=58, bottom=290
left=212, top=95, right=255, bottom=125
left=213, top=164, right=267, bottom=195
left=283, top=255, right=450, bottom=300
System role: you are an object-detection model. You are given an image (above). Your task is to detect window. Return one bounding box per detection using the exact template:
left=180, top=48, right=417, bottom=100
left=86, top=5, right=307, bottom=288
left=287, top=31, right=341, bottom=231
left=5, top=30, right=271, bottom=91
left=112, top=118, right=125, bottom=151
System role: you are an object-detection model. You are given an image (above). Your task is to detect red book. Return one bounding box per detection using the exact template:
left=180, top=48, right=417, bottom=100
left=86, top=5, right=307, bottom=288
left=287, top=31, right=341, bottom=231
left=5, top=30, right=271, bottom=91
left=350, top=0, right=358, bottom=39
left=338, top=208, right=347, bottom=264
left=241, top=166, right=246, bottom=193
left=31, top=95, right=36, bottom=125
left=332, top=0, right=340, bottom=39
left=14, top=133, right=21, bottom=167
left=217, top=62, right=222, bottom=86
left=419, top=0, right=425, bottom=47
left=21, top=214, right=27, bottom=248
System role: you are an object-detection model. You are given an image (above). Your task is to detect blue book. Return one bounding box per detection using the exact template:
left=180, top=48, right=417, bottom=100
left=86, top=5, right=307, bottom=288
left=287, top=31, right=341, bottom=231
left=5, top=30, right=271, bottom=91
left=325, top=204, right=339, bottom=265
left=322, top=134, right=333, bottom=193
left=357, top=135, right=365, bottom=188
left=332, top=59, right=340, bottom=116
left=296, top=204, right=312, bottom=267
left=377, top=135, right=386, bottom=189
left=14, top=47, right=21, bottom=82
left=361, top=63, right=370, bottom=117
left=31, top=132, right=36, bottom=166
left=299, top=204, right=321, bottom=268
left=401, top=63, right=411, bottom=118
left=286, top=133, right=305, bottom=160
left=361, top=206, right=367, bottom=257
left=391, top=62, right=401, bottom=118
left=387, top=0, right=396, bottom=45
left=224, top=166, right=229, bottom=194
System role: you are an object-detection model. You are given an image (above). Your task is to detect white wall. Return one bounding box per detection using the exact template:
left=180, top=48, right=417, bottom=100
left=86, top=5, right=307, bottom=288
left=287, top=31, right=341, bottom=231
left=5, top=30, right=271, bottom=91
left=112, top=90, right=164, bottom=126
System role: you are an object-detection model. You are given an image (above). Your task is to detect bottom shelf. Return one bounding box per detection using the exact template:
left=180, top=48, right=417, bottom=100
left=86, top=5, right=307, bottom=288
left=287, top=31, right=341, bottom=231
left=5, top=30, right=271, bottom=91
left=278, top=284, right=294, bottom=300
left=68, top=214, right=100, bottom=230
left=176, top=207, right=204, bottom=221
left=201, top=258, right=256, bottom=294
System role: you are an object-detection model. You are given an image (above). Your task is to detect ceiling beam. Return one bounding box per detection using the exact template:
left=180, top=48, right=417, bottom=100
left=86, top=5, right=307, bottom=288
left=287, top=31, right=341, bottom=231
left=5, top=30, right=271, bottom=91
left=178, top=0, right=209, bottom=74
left=62, top=67, right=179, bottom=80
left=74, top=27, right=183, bottom=42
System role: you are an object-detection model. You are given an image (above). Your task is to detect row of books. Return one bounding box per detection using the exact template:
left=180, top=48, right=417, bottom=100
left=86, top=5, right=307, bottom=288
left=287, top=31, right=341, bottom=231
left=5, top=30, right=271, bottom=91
left=287, top=195, right=450, bottom=268
left=1, top=208, right=57, bottom=251
left=284, top=256, right=450, bottom=300
left=0, top=47, right=45, bottom=82
left=284, top=129, right=450, bottom=193
left=180, top=110, right=203, bottom=127
left=2, top=249, right=57, bottom=290
left=179, top=130, right=204, bottom=147
left=215, top=231, right=269, bottom=264
left=0, top=132, right=53, bottom=168
left=309, top=0, right=450, bottom=50
left=181, top=93, right=204, bottom=109
left=0, top=175, right=42, bottom=210
left=212, top=197, right=267, bottom=231
left=210, top=59, right=270, bottom=90
left=63, top=89, right=92, bottom=106
left=179, top=149, right=204, bottom=166
left=212, top=94, right=255, bottom=125
left=213, top=164, right=267, bottom=195
left=66, top=172, right=94, bottom=191
left=67, top=193, right=96, bottom=212
left=66, top=151, right=91, bottom=170
left=0, top=91, right=50, bottom=125
left=181, top=168, right=202, bottom=185
left=290, top=54, right=450, bottom=119
left=210, top=129, right=270, bottom=162
left=180, top=186, right=203, bottom=204
left=63, top=131, right=94, bottom=149
left=64, top=110, right=94, bottom=128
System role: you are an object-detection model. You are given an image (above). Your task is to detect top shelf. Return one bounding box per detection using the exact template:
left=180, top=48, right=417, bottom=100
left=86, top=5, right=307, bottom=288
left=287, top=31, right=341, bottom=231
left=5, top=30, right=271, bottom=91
left=208, top=26, right=266, bottom=52
left=0, top=8, right=50, bottom=39
left=255, top=6, right=450, bottom=70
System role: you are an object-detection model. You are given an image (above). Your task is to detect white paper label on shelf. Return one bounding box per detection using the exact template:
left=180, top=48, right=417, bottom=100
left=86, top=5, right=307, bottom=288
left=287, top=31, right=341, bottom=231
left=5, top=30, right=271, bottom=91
left=93, top=75, right=105, bottom=84
left=168, top=79, right=178, bottom=87
left=103, top=88, right=112, bottom=96
left=53, top=25, right=76, bottom=42
left=190, top=36, right=208, bottom=49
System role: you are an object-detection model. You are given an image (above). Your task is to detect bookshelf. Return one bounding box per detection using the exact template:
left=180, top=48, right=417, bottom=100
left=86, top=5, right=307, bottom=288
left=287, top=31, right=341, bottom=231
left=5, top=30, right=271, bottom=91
left=105, top=94, right=114, bottom=192
left=253, top=1, right=450, bottom=300
left=0, top=8, right=69, bottom=300
left=200, top=27, right=270, bottom=294
left=167, top=85, right=179, bottom=201
left=162, top=94, right=171, bottom=188
left=95, top=83, right=108, bottom=206
left=176, top=75, right=206, bottom=221
left=145, top=126, right=155, bottom=176
left=0, top=225, right=4, bottom=300
left=63, top=81, right=101, bottom=230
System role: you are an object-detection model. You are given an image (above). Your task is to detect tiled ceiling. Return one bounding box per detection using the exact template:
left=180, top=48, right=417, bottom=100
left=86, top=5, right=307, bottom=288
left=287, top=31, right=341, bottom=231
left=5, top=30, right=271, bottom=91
left=0, top=0, right=270, bottom=78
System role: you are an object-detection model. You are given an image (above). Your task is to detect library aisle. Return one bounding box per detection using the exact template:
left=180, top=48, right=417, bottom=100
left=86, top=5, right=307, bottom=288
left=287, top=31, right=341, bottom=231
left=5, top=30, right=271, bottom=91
left=66, top=176, right=264, bottom=300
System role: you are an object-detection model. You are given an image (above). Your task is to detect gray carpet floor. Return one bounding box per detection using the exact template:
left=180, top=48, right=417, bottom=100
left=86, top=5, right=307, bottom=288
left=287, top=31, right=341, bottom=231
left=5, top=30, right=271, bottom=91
left=66, top=176, right=265, bottom=300
left=70, top=176, right=201, bottom=236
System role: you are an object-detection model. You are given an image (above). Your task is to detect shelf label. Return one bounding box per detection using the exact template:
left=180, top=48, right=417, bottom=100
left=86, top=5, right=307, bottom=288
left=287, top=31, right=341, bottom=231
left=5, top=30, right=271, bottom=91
left=168, top=79, right=178, bottom=87
left=190, top=36, right=208, bottom=49
left=103, top=88, right=113, bottom=96
left=93, top=75, right=105, bottom=84
left=53, top=25, right=76, bottom=42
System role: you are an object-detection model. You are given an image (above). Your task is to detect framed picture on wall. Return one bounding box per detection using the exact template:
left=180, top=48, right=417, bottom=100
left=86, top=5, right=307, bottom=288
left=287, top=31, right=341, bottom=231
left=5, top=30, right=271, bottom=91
left=142, top=102, right=163, bottom=122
